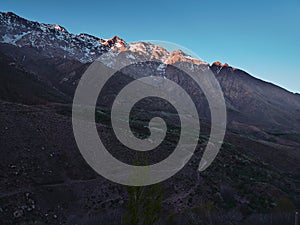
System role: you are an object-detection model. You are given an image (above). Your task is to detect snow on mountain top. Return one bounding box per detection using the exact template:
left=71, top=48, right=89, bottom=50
left=52, top=24, right=67, bottom=32
left=0, top=11, right=208, bottom=66
left=212, top=61, right=237, bottom=71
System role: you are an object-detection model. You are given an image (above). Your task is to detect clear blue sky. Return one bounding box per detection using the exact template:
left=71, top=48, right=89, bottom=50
left=1, top=0, right=299, bottom=93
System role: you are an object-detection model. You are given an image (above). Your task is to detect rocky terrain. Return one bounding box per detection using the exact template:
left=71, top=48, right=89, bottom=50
left=0, top=12, right=300, bottom=225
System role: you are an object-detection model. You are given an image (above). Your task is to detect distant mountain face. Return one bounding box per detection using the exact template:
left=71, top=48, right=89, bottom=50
left=0, top=12, right=108, bottom=63
left=0, top=12, right=207, bottom=65
left=0, top=11, right=300, bottom=163
left=1, top=12, right=299, bottom=132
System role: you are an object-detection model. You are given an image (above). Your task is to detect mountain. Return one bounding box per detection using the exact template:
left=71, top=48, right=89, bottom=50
left=0, top=11, right=299, bottom=225
left=0, top=12, right=208, bottom=65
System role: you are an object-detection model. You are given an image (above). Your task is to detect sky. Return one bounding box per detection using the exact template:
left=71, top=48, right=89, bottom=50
left=1, top=0, right=299, bottom=93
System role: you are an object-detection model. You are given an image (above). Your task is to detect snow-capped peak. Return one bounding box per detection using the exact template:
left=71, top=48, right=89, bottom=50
left=53, top=24, right=67, bottom=32
left=100, top=36, right=129, bottom=51
left=0, top=11, right=208, bottom=66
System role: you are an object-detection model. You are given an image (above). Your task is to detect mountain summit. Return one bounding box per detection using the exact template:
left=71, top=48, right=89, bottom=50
left=0, top=12, right=207, bottom=66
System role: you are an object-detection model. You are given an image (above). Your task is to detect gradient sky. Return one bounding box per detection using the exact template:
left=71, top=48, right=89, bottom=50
left=1, top=0, right=299, bottom=93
